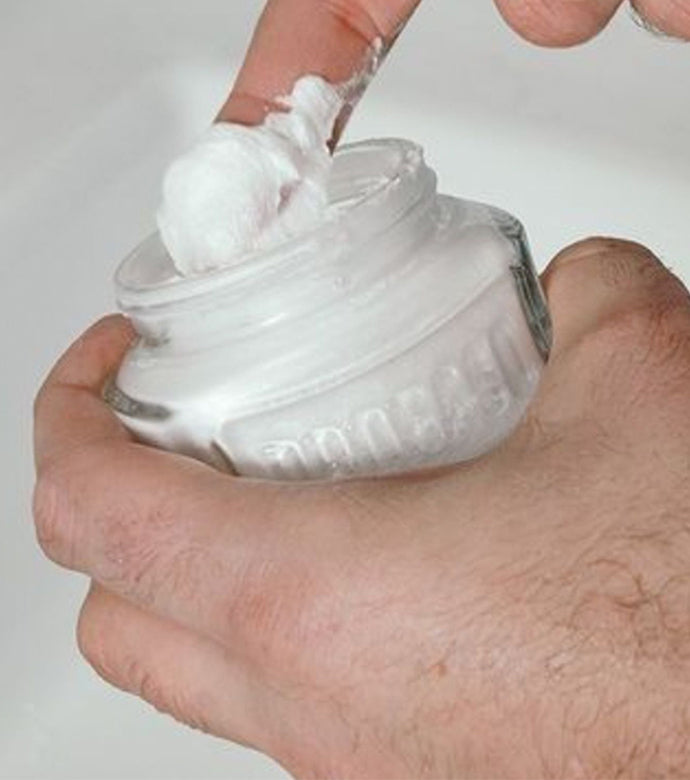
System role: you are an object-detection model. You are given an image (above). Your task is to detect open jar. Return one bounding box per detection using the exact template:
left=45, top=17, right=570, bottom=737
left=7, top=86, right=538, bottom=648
left=106, top=138, right=551, bottom=480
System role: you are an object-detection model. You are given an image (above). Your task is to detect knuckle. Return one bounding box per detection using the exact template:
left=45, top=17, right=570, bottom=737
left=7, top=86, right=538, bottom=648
left=76, top=597, right=122, bottom=686
left=223, top=492, right=378, bottom=681
left=77, top=599, right=212, bottom=736
left=226, top=554, right=341, bottom=677
left=228, top=566, right=315, bottom=658
left=33, top=441, right=175, bottom=599
left=33, top=444, right=112, bottom=569
left=77, top=595, right=167, bottom=708
left=32, top=458, right=75, bottom=565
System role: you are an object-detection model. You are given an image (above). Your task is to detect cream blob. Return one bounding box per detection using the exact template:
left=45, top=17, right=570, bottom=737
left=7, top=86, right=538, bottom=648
left=157, top=76, right=343, bottom=276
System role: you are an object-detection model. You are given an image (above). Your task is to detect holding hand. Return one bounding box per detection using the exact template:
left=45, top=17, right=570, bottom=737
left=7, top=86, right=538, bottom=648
left=33, top=0, right=690, bottom=776
left=34, top=239, right=690, bottom=777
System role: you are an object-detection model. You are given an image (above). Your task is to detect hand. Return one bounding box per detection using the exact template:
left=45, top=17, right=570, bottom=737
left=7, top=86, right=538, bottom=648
left=493, top=0, right=690, bottom=43
left=217, top=0, right=690, bottom=129
left=34, top=238, right=690, bottom=778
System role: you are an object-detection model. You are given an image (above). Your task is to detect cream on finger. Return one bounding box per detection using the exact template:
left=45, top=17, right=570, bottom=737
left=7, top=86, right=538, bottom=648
left=157, top=75, right=343, bottom=276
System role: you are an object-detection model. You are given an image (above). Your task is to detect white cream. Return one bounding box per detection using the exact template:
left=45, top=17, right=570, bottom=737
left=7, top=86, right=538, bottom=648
left=157, top=76, right=343, bottom=275
left=112, top=140, right=550, bottom=480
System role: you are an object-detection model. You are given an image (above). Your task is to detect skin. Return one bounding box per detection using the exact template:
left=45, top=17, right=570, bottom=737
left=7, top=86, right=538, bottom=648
left=34, top=2, right=690, bottom=778
left=217, top=0, right=690, bottom=129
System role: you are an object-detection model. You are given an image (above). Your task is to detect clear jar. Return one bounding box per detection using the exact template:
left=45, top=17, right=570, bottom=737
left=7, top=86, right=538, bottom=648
left=106, top=138, right=551, bottom=480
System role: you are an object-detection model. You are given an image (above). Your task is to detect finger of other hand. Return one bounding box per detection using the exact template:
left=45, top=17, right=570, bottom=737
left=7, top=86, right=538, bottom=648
left=631, top=0, right=690, bottom=38
left=217, top=0, right=421, bottom=127
left=493, top=0, right=625, bottom=46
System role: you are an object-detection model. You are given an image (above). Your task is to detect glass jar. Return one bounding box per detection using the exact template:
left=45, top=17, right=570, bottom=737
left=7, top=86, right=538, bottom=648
left=106, top=138, right=551, bottom=480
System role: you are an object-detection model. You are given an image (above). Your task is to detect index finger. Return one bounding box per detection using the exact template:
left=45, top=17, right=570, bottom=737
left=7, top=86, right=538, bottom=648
left=31, top=316, right=350, bottom=654
left=217, top=0, right=422, bottom=129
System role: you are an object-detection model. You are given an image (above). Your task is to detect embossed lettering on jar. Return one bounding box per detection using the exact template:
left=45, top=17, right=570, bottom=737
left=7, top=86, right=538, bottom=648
left=107, top=139, right=551, bottom=480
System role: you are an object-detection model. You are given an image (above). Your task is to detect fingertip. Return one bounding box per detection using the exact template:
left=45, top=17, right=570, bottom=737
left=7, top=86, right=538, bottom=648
left=631, top=0, right=690, bottom=39
left=90, top=313, right=134, bottom=339
left=493, top=0, right=624, bottom=46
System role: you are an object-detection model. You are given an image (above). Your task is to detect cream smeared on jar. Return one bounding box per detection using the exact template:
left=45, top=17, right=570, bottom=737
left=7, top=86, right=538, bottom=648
left=157, top=76, right=343, bottom=276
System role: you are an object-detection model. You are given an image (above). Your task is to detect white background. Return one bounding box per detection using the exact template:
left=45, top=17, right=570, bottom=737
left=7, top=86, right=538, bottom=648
left=1, top=1, right=689, bottom=777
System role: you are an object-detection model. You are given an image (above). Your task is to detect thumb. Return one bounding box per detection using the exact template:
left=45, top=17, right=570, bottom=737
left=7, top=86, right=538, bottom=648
left=527, top=237, right=690, bottom=431
left=541, top=237, right=687, bottom=359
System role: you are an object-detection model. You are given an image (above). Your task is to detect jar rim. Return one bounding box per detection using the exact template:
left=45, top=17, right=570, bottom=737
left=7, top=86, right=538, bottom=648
left=115, top=137, right=432, bottom=311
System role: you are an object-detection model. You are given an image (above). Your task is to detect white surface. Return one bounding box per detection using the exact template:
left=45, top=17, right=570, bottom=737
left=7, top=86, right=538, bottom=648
left=1, top=1, right=689, bottom=778
left=158, top=75, right=343, bottom=274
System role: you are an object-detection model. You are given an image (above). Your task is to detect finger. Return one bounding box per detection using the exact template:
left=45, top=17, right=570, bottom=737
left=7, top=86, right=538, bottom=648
left=33, top=315, right=135, bottom=473
left=77, top=582, right=262, bottom=748
left=493, top=0, right=625, bottom=46
left=32, top=317, right=273, bottom=632
left=217, top=0, right=422, bottom=131
left=540, top=237, right=689, bottom=358
left=33, top=320, right=352, bottom=658
left=631, top=0, right=690, bottom=38
left=33, top=415, right=313, bottom=648
left=516, top=236, right=690, bottom=441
